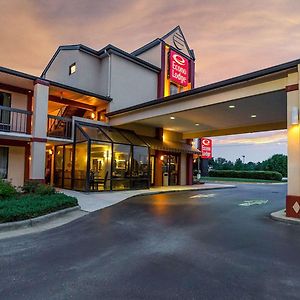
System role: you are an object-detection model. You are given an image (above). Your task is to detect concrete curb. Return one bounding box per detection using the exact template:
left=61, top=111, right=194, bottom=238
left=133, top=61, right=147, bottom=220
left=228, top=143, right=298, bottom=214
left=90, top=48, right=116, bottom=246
left=0, top=206, right=81, bottom=232
left=270, top=209, right=300, bottom=225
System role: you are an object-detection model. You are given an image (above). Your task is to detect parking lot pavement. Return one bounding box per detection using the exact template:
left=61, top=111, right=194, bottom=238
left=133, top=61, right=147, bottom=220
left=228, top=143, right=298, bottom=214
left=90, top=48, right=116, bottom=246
left=1, top=183, right=300, bottom=300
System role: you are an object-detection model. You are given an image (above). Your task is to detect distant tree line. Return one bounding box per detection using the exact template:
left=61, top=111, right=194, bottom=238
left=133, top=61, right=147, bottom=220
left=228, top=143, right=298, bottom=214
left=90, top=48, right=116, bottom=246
left=208, top=154, right=287, bottom=177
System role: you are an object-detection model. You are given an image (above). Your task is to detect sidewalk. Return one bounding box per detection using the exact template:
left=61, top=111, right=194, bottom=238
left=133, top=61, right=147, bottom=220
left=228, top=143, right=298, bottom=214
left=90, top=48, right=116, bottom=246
left=60, top=183, right=236, bottom=212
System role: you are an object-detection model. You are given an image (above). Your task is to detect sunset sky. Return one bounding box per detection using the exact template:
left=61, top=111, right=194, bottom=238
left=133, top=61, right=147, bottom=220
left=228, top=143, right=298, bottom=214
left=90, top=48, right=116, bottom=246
left=1, top=0, right=296, bottom=161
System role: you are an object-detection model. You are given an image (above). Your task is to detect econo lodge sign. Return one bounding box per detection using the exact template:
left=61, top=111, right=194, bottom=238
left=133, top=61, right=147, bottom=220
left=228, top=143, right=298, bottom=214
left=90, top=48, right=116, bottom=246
left=200, top=138, right=212, bottom=159
left=169, top=49, right=189, bottom=87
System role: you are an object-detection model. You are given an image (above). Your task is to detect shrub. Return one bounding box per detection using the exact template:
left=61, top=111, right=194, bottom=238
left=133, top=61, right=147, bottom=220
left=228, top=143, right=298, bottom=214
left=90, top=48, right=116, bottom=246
left=0, top=193, right=78, bottom=223
left=22, top=180, right=40, bottom=193
left=35, top=184, right=56, bottom=195
left=208, top=170, right=282, bottom=181
left=0, top=180, right=17, bottom=199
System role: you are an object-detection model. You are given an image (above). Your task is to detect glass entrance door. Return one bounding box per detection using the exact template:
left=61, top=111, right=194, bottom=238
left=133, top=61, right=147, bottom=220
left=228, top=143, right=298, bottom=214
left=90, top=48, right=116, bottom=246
left=161, top=154, right=179, bottom=186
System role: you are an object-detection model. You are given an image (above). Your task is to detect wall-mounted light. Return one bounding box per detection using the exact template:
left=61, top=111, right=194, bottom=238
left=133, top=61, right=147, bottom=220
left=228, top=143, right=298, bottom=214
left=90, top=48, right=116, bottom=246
left=91, top=112, right=96, bottom=120
left=292, top=106, right=299, bottom=125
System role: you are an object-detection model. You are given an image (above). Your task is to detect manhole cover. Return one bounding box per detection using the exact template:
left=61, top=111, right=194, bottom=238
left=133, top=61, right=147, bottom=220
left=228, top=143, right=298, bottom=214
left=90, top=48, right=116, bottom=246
left=239, top=200, right=268, bottom=206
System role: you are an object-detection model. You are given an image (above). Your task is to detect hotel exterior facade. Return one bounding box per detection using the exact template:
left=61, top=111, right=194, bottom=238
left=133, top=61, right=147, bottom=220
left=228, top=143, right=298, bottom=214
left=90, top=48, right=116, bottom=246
left=1, top=26, right=300, bottom=218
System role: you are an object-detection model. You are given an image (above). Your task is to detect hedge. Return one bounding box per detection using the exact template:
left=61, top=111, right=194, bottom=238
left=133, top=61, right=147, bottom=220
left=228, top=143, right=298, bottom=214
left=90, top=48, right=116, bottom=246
left=0, top=193, right=78, bottom=223
left=208, top=170, right=282, bottom=181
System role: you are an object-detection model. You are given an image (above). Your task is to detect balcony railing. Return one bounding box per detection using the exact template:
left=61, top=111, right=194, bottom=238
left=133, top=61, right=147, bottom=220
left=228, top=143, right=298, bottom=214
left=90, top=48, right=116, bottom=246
left=47, top=115, right=72, bottom=139
left=0, top=105, right=32, bottom=134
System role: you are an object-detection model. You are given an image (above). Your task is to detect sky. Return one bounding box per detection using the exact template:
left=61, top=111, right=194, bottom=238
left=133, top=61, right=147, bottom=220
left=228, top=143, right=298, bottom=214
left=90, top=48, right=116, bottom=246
left=1, top=0, right=296, bottom=161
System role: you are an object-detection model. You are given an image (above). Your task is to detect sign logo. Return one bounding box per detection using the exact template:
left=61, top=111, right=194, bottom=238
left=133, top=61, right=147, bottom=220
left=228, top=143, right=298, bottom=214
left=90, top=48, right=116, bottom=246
left=169, top=49, right=189, bottom=87
left=200, top=138, right=212, bottom=159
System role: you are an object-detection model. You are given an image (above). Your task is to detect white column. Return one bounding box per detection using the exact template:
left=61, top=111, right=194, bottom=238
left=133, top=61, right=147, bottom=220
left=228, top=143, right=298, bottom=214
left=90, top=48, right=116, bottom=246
left=30, top=79, right=49, bottom=181
left=286, top=68, right=300, bottom=217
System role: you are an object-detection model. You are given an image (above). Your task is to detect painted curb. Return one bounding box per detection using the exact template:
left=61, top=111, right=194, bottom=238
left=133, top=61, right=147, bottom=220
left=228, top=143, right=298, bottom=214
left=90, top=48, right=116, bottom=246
left=270, top=209, right=300, bottom=225
left=0, top=206, right=81, bottom=232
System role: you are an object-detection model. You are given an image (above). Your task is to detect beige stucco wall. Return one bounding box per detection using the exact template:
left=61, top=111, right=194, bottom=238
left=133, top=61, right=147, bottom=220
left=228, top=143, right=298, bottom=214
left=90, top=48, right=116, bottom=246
left=109, top=54, right=158, bottom=112
left=45, top=49, right=108, bottom=96
left=136, top=44, right=162, bottom=68
left=0, top=89, right=27, bottom=110
left=7, top=146, right=25, bottom=187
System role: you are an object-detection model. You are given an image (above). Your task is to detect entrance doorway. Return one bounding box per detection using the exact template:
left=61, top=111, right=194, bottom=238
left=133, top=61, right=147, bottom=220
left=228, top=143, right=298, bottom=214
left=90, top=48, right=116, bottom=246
left=161, top=154, right=179, bottom=186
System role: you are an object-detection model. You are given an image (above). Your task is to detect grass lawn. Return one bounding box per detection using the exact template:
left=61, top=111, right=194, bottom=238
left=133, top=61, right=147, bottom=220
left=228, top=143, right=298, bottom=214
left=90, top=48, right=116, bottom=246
left=0, top=193, right=78, bottom=223
left=201, top=176, right=285, bottom=183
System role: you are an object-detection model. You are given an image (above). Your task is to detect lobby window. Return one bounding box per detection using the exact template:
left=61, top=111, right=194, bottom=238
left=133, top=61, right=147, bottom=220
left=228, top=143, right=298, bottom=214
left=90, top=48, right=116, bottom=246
left=170, top=83, right=179, bottom=95
left=0, top=147, right=8, bottom=179
left=69, top=62, right=76, bottom=75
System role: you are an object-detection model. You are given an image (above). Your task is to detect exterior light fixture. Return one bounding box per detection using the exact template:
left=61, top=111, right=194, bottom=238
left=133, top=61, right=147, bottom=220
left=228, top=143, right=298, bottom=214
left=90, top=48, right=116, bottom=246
left=291, top=106, right=299, bottom=125
left=170, top=116, right=175, bottom=120
left=251, top=114, right=257, bottom=118
left=91, top=112, right=96, bottom=119
left=195, top=123, right=199, bottom=126
left=229, top=105, right=235, bottom=109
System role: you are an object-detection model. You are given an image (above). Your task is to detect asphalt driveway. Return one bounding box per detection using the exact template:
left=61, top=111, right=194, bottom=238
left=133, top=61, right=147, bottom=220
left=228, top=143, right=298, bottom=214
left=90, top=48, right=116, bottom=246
left=1, top=183, right=300, bottom=300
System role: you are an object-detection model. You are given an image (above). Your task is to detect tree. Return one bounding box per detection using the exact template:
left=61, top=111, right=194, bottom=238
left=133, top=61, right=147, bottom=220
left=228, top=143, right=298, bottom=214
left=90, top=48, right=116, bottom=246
left=260, top=154, right=287, bottom=177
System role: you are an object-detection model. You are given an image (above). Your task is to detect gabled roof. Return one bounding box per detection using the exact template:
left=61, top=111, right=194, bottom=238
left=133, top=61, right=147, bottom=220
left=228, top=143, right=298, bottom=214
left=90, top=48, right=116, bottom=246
left=131, top=26, right=195, bottom=60
left=41, top=43, right=161, bottom=78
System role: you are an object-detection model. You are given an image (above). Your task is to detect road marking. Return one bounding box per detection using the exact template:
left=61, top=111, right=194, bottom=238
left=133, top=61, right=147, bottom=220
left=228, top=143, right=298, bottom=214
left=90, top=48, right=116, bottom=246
left=189, top=194, right=215, bottom=199
left=239, top=200, right=268, bottom=206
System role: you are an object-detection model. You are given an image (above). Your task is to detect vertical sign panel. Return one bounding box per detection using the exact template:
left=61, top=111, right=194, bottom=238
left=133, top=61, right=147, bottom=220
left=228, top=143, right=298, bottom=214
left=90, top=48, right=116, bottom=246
left=169, top=49, right=189, bottom=87
left=201, top=138, right=212, bottom=159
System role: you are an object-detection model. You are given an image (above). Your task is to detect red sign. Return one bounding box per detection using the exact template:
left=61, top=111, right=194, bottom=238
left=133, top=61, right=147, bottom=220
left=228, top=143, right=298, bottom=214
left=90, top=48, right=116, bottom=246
left=200, top=138, right=212, bottom=159
left=169, top=49, right=189, bottom=87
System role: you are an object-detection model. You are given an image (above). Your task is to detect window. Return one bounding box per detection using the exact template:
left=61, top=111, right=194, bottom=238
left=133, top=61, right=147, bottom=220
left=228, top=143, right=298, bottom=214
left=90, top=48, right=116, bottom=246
left=0, top=147, right=8, bottom=179
left=69, top=62, right=76, bottom=75
left=170, top=83, right=179, bottom=95
left=0, top=92, right=11, bottom=132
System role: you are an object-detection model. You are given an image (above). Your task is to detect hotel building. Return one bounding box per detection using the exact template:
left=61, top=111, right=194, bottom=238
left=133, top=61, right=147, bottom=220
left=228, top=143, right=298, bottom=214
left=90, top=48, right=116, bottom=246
left=1, top=26, right=300, bottom=218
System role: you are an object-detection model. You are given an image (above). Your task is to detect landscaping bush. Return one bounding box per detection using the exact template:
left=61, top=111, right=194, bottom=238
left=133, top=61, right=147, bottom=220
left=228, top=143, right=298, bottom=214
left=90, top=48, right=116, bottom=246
left=22, top=181, right=56, bottom=195
left=0, top=193, right=78, bottom=223
left=22, top=180, right=40, bottom=193
left=0, top=180, right=17, bottom=200
left=208, top=170, right=282, bottom=181
left=35, top=184, right=56, bottom=195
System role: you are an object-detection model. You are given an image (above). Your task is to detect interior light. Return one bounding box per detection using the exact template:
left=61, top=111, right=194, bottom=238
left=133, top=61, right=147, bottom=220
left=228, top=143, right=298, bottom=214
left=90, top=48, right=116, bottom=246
left=91, top=112, right=96, bottom=119
left=170, top=116, right=175, bottom=120
left=49, top=149, right=53, bottom=155
left=160, top=155, right=164, bottom=161
left=251, top=114, right=257, bottom=118
left=229, top=105, right=235, bottom=109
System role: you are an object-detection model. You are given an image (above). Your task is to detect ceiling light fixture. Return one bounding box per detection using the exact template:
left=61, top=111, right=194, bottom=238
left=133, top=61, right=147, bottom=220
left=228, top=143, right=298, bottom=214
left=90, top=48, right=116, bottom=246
left=195, top=123, right=200, bottom=126
left=170, top=116, right=175, bottom=120
left=251, top=114, right=257, bottom=118
left=229, top=105, right=235, bottom=109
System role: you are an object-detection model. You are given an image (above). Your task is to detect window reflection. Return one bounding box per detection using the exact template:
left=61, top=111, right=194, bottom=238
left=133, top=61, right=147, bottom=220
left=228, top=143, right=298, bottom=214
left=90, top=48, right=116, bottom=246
left=90, top=142, right=111, bottom=191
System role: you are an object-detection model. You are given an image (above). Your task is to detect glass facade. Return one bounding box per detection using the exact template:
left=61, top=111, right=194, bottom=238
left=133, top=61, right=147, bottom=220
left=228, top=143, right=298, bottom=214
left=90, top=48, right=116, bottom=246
left=54, top=122, right=150, bottom=192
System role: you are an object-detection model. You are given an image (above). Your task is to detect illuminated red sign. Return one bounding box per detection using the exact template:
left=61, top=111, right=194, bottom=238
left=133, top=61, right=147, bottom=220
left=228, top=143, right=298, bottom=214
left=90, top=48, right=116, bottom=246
left=201, top=138, right=212, bottom=159
left=169, top=49, right=189, bottom=87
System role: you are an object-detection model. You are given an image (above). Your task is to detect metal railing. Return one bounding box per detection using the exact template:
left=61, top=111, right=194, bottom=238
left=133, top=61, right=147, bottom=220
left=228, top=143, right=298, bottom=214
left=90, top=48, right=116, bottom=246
left=0, top=105, right=32, bottom=134
left=47, top=115, right=72, bottom=139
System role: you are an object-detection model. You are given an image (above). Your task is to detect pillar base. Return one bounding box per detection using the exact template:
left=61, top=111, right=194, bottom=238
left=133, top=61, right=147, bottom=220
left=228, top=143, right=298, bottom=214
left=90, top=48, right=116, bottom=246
left=286, top=195, right=300, bottom=218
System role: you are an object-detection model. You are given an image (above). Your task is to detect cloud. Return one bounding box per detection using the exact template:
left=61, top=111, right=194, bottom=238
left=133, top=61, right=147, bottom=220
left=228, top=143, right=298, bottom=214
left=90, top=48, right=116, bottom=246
left=212, top=130, right=287, bottom=147
left=2, top=0, right=300, bottom=86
